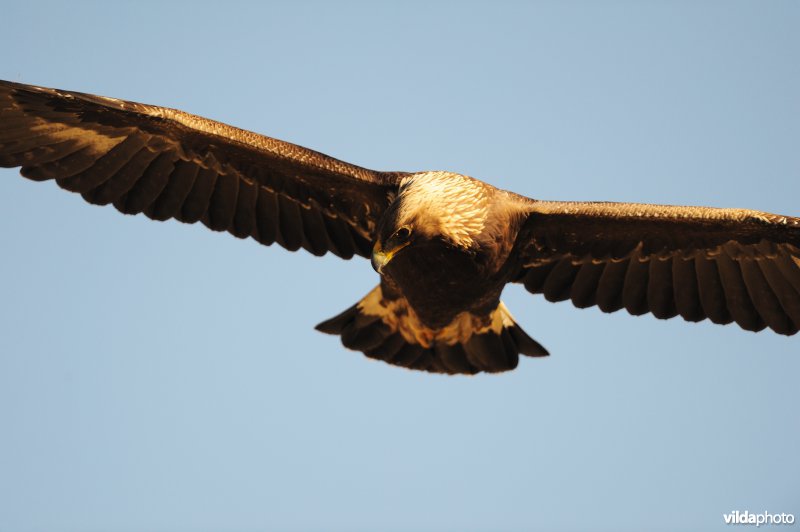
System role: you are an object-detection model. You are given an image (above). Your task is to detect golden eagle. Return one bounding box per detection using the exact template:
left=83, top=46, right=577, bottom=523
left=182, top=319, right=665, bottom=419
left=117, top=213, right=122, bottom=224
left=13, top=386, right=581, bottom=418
left=1, top=80, right=798, bottom=374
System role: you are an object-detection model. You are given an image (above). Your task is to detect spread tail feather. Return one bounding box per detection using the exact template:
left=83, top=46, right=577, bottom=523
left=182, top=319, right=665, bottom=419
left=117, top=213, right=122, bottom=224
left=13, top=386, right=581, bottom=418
left=315, top=285, right=547, bottom=375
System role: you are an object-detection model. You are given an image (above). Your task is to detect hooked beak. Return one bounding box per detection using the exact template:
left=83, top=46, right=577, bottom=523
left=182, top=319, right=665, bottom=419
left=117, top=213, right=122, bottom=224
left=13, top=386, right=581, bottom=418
left=371, top=247, right=388, bottom=274
left=371, top=240, right=409, bottom=274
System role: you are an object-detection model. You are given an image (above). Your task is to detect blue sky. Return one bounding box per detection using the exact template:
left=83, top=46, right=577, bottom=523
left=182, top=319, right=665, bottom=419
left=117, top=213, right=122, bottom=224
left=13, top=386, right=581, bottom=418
left=0, top=2, right=798, bottom=531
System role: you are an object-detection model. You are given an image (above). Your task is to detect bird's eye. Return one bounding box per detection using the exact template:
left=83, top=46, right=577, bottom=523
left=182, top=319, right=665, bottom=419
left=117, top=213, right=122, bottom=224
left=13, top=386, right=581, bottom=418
left=394, top=226, right=412, bottom=242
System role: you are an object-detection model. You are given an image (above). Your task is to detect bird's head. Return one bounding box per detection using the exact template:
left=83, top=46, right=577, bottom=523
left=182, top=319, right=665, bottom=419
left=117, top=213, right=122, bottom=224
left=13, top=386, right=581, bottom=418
left=371, top=171, right=489, bottom=274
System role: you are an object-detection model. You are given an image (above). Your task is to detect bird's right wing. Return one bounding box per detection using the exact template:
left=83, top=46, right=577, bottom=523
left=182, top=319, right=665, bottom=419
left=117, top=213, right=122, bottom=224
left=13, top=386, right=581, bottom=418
left=1, top=80, right=409, bottom=259
left=513, top=200, right=800, bottom=334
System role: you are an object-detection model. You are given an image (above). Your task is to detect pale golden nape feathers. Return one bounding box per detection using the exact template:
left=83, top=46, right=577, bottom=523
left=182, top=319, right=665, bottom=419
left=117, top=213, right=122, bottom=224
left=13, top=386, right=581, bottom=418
left=396, top=171, right=490, bottom=249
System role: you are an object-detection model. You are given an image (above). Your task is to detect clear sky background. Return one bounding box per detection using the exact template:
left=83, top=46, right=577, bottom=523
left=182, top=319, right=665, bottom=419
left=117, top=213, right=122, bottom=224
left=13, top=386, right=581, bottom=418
left=0, top=2, right=798, bottom=531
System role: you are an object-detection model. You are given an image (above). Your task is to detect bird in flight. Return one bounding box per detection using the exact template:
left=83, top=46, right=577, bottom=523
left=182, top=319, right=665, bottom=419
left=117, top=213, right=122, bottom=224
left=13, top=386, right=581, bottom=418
left=1, top=80, right=798, bottom=374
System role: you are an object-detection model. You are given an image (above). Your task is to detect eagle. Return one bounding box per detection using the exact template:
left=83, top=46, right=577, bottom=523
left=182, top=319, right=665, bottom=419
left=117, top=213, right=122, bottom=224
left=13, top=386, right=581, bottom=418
left=1, top=80, right=798, bottom=375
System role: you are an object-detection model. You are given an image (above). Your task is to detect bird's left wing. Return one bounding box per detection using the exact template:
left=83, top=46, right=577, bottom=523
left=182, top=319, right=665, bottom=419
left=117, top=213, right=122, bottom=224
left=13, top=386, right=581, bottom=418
left=0, top=80, right=408, bottom=258
left=513, top=200, right=800, bottom=334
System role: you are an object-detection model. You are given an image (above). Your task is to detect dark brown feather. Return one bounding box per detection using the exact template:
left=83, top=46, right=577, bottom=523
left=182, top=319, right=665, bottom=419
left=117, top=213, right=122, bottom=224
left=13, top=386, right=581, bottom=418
left=570, top=261, right=604, bottom=309
left=522, top=261, right=556, bottom=294
left=145, top=159, right=199, bottom=221
left=409, top=349, right=435, bottom=371
left=364, top=333, right=407, bottom=363
left=1, top=139, right=84, bottom=169
left=314, top=304, right=358, bottom=334
left=1, top=132, right=74, bottom=158
left=462, top=334, right=499, bottom=371
left=695, top=256, right=733, bottom=325
left=178, top=166, right=218, bottom=223
left=507, top=325, right=548, bottom=357
left=716, top=251, right=765, bottom=332
left=322, top=215, right=356, bottom=259
left=542, top=260, right=579, bottom=302
left=671, top=257, right=705, bottom=322
left=204, top=171, right=239, bottom=232
left=739, top=259, right=794, bottom=334
left=622, top=257, right=649, bottom=316
left=299, top=202, right=331, bottom=257
left=59, top=135, right=149, bottom=193
left=341, top=320, right=391, bottom=352
left=230, top=178, right=259, bottom=239
left=84, top=148, right=160, bottom=205
left=254, top=187, right=279, bottom=246
left=595, top=260, right=628, bottom=312
left=775, top=254, right=800, bottom=296
left=757, top=259, right=800, bottom=330
left=276, top=194, right=303, bottom=251
left=434, top=343, right=475, bottom=374
left=116, top=151, right=176, bottom=215
left=392, top=344, right=426, bottom=368
left=647, top=258, right=678, bottom=319
left=21, top=145, right=100, bottom=181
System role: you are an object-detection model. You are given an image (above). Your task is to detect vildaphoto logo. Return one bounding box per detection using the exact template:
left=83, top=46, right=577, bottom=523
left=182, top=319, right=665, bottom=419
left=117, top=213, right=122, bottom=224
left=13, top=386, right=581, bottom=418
left=723, top=510, right=795, bottom=527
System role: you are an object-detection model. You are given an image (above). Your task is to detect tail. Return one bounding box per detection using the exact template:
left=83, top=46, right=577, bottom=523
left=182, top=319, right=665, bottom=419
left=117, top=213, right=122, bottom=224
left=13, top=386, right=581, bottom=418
left=315, top=284, right=548, bottom=375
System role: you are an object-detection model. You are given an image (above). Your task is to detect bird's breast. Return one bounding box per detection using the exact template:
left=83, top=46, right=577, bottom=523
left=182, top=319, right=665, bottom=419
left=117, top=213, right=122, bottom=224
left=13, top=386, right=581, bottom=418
left=382, top=240, right=501, bottom=329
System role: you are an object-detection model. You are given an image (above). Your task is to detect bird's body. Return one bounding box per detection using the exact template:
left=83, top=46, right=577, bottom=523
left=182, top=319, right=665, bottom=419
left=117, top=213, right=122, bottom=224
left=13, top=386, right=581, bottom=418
left=1, top=80, right=798, bottom=374
left=374, top=171, right=529, bottom=327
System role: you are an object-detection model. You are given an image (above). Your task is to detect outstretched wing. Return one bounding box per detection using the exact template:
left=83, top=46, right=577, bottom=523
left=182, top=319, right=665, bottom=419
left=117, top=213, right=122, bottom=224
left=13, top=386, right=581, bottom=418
left=514, top=200, right=800, bottom=335
left=0, top=80, right=408, bottom=259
